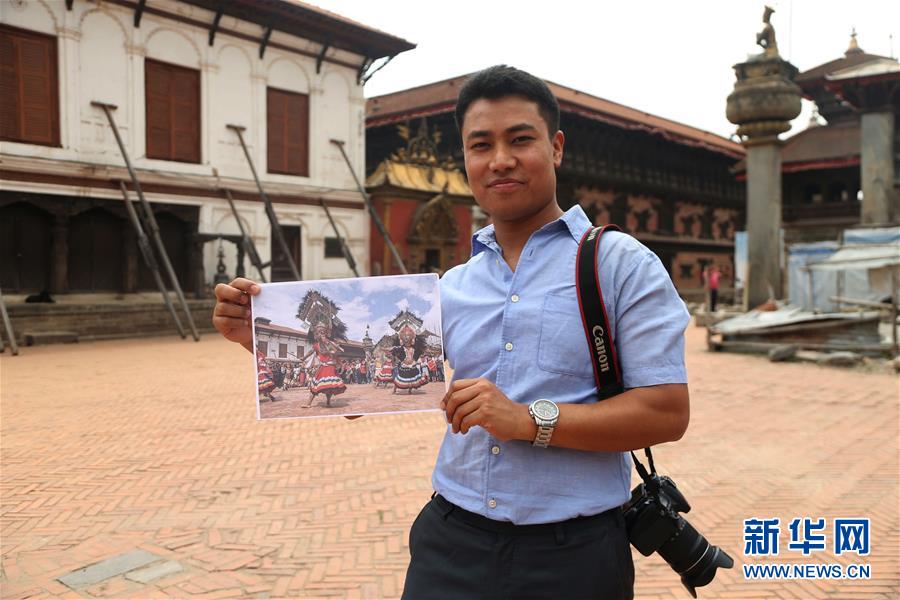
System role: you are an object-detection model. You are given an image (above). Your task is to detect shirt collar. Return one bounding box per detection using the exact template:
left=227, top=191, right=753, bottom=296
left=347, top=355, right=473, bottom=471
left=470, top=205, right=592, bottom=256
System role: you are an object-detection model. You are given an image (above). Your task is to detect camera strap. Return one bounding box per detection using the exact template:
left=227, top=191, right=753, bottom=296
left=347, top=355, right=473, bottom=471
left=575, top=225, right=655, bottom=484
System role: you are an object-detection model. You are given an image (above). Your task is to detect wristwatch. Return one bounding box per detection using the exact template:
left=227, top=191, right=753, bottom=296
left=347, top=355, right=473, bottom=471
left=528, top=399, right=559, bottom=448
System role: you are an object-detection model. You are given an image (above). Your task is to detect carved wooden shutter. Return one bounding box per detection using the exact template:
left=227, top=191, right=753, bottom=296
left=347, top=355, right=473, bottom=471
left=266, top=88, right=286, bottom=173
left=145, top=59, right=200, bottom=163
left=0, top=25, right=59, bottom=146
left=171, top=66, right=199, bottom=162
left=267, top=87, right=309, bottom=176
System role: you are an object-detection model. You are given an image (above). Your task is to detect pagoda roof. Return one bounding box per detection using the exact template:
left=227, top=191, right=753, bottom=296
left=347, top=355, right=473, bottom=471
left=366, top=74, right=744, bottom=159
left=733, top=119, right=860, bottom=176
left=366, top=160, right=472, bottom=197
left=826, top=57, right=900, bottom=82
left=796, top=51, right=894, bottom=86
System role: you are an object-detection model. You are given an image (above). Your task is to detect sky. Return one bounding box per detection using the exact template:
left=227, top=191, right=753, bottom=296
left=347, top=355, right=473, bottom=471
left=252, top=273, right=442, bottom=344
left=311, top=0, right=898, bottom=140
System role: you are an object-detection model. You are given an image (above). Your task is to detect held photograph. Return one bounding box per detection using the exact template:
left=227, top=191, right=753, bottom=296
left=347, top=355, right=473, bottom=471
left=251, top=274, right=446, bottom=419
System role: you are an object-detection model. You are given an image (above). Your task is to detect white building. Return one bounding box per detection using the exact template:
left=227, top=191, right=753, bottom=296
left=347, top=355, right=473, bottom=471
left=254, top=318, right=308, bottom=363
left=0, top=0, right=414, bottom=296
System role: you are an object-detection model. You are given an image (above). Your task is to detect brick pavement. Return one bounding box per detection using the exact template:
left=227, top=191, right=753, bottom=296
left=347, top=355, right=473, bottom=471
left=1, top=326, right=897, bottom=599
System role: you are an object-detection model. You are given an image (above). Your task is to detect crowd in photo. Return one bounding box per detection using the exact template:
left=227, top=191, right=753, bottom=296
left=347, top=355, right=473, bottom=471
left=257, top=353, right=444, bottom=398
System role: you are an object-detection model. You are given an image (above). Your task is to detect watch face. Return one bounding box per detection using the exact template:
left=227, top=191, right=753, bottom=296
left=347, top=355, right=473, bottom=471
left=533, top=399, right=559, bottom=420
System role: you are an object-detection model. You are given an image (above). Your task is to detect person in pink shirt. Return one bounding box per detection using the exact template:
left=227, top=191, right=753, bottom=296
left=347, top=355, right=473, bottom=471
left=704, top=265, right=721, bottom=312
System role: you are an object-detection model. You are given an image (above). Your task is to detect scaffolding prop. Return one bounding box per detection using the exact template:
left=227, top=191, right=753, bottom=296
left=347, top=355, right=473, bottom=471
left=222, top=189, right=268, bottom=283
left=0, top=287, right=19, bottom=356
left=118, top=181, right=187, bottom=339
left=227, top=124, right=301, bottom=281
left=92, top=101, right=200, bottom=341
left=330, top=139, right=408, bottom=274
left=320, top=198, right=360, bottom=277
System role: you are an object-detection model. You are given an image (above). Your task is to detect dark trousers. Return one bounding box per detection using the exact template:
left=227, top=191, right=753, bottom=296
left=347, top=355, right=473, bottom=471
left=402, top=495, right=634, bottom=600
left=709, top=289, right=718, bottom=312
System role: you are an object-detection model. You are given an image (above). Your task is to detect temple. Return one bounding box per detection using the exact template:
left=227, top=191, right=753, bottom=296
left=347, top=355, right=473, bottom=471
left=736, top=31, right=900, bottom=244
left=366, top=75, right=746, bottom=298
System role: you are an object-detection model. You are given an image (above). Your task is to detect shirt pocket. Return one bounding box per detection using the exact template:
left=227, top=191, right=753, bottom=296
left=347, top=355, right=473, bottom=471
left=537, top=292, right=594, bottom=379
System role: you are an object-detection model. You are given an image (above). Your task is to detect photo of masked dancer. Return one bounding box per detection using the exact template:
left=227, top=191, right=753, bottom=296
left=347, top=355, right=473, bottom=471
left=304, top=318, right=347, bottom=408
left=391, top=324, right=429, bottom=394
left=256, top=349, right=278, bottom=402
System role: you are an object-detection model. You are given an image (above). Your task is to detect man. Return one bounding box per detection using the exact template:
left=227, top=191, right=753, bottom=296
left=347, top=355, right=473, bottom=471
left=212, top=65, right=690, bottom=599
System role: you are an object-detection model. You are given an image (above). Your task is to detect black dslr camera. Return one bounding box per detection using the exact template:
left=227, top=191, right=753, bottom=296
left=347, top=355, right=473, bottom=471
left=622, top=455, right=734, bottom=598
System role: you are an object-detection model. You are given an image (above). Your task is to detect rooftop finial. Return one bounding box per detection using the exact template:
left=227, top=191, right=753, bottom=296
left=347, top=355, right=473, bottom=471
left=846, top=27, right=863, bottom=55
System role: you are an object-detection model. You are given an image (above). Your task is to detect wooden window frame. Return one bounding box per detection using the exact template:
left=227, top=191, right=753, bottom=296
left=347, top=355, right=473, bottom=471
left=144, top=58, right=201, bottom=164
left=266, top=86, right=309, bottom=177
left=0, top=24, right=60, bottom=147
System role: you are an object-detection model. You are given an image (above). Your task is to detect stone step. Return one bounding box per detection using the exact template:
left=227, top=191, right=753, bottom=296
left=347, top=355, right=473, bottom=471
left=22, top=331, right=79, bottom=345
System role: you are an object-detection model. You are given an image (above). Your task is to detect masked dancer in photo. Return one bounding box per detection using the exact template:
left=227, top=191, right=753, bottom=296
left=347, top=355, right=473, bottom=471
left=391, top=325, right=429, bottom=394
left=256, top=349, right=277, bottom=402
left=304, top=320, right=346, bottom=407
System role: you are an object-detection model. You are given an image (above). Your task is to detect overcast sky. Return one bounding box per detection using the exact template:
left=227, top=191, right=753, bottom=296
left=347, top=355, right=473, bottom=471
left=311, top=0, right=897, bottom=140
left=253, top=274, right=442, bottom=343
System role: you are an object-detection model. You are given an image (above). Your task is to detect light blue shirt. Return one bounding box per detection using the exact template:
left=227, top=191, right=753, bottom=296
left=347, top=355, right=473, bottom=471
left=435, top=205, right=690, bottom=525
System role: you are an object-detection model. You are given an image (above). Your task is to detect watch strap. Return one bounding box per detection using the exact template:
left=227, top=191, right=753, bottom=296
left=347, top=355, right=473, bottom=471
left=533, top=423, right=554, bottom=448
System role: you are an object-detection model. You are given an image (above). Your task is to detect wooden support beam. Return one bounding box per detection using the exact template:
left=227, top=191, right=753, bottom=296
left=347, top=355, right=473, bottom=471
left=356, top=57, right=373, bottom=84
left=259, top=25, right=273, bottom=59
left=208, top=2, right=226, bottom=47
left=315, top=39, right=331, bottom=74
left=134, top=0, right=147, bottom=27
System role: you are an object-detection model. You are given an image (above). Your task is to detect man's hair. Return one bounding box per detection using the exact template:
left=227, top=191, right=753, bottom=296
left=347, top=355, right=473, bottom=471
left=455, top=65, right=560, bottom=137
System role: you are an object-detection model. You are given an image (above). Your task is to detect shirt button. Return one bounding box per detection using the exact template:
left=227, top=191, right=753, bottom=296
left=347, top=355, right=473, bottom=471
left=511, top=294, right=520, bottom=303
left=488, top=499, right=497, bottom=509
left=504, top=342, right=513, bottom=351
left=491, top=445, right=500, bottom=455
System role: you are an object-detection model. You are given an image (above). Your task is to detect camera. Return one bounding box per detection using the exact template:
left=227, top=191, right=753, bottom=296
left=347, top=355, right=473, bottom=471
left=622, top=471, right=733, bottom=598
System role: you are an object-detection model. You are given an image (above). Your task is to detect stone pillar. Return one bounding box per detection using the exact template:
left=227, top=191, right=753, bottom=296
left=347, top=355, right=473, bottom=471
left=50, top=215, right=68, bottom=294
left=859, top=110, right=895, bottom=224
left=726, top=7, right=801, bottom=309
left=744, top=141, right=784, bottom=304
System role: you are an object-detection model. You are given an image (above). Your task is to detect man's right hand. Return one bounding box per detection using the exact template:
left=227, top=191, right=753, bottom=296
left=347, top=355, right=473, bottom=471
left=213, top=277, right=261, bottom=353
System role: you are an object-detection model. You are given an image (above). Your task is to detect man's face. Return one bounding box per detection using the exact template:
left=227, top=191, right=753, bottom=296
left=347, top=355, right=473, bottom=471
left=461, top=96, right=564, bottom=224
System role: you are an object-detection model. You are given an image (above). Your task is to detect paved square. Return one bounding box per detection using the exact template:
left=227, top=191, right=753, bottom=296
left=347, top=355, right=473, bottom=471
left=1, top=325, right=897, bottom=598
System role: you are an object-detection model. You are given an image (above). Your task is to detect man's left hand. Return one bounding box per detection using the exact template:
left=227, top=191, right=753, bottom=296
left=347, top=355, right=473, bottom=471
left=442, top=378, right=534, bottom=442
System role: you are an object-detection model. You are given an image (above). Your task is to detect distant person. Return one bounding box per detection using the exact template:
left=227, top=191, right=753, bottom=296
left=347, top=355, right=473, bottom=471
left=704, top=265, right=721, bottom=312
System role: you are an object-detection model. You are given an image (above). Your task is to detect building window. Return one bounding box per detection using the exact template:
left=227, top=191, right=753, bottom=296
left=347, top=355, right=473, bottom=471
left=324, top=237, right=344, bottom=258
left=258, top=340, right=268, bottom=355
left=267, top=87, right=309, bottom=176
left=145, top=59, right=200, bottom=163
left=0, top=25, right=59, bottom=146
left=279, top=343, right=287, bottom=358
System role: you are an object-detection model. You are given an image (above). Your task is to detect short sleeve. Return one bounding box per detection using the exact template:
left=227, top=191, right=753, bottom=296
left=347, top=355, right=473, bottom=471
left=612, top=252, right=690, bottom=389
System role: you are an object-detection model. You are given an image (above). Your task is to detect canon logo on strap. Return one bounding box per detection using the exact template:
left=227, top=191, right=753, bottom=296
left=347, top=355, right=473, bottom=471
left=591, top=325, right=610, bottom=373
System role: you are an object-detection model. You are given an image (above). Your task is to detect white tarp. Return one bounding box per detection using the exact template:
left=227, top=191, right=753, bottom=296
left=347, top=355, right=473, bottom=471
left=787, top=241, right=842, bottom=311
left=788, top=227, right=900, bottom=310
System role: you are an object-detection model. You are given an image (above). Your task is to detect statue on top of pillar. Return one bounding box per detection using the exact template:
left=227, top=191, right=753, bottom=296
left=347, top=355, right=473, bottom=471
left=755, top=6, right=779, bottom=58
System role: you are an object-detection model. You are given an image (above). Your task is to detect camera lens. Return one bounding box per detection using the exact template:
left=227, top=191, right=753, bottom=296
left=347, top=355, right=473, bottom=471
left=657, top=518, right=734, bottom=598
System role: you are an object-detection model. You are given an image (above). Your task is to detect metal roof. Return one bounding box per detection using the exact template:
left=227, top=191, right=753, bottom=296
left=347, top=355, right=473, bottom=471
left=808, top=242, right=900, bottom=272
